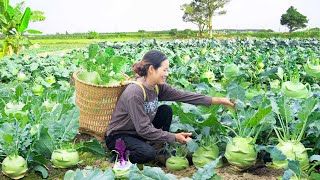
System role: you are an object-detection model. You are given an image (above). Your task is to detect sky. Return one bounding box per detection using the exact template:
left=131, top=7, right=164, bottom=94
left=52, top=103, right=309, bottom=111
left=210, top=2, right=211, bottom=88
left=12, top=0, right=320, bottom=34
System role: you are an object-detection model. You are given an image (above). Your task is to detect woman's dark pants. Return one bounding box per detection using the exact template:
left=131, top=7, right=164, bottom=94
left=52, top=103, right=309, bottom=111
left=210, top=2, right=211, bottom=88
left=105, top=105, right=173, bottom=164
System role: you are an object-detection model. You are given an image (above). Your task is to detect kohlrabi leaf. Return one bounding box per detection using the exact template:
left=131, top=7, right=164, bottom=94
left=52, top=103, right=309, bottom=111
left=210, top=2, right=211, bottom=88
left=64, top=169, right=84, bottom=180
left=34, top=127, right=54, bottom=158
left=249, top=95, right=263, bottom=109
left=88, top=44, right=99, bottom=59
left=192, top=157, right=222, bottom=180
left=310, top=172, right=320, bottom=180
left=76, top=139, right=106, bottom=156
left=257, top=145, right=287, bottom=161
left=169, top=116, right=195, bottom=133
left=143, top=166, right=178, bottom=180
left=110, top=56, right=127, bottom=73
left=32, top=165, right=48, bottom=179
left=64, top=167, right=115, bottom=180
left=104, top=47, right=115, bottom=57
left=128, top=164, right=153, bottom=180
left=95, top=52, right=110, bottom=66
left=201, top=127, right=211, bottom=136
left=287, top=160, right=301, bottom=177
left=85, top=168, right=115, bottom=180
left=243, top=106, right=272, bottom=128
left=49, top=107, right=80, bottom=148
left=0, top=122, right=33, bottom=156
left=277, top=96, right=293, bottom=123
left=310, top=155, right=320, bottom=162
left=282, top=169, right=293, bottom=180
left=227, top=83, right=246, bottom=102
left=171, top=103, right=198, bottom=125
left=297, top=98, right=317, bottom=122
left=186, top=140, right=199, bottom=153
left=41, top=104, right=64, bottom=127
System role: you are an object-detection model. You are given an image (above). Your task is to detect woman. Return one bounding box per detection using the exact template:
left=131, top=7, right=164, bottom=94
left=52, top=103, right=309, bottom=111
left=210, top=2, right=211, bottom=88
left=105, top=50, right=234, bottom=164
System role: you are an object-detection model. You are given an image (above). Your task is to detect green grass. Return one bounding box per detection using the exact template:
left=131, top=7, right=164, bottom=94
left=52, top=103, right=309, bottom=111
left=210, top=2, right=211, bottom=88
left=9, top=28, right=320, bottom=54
left=30, top=35, right=175, bottom=44
left=28, top=36, right=176, bottom=53
left=26, top=43, right=85, bottom=53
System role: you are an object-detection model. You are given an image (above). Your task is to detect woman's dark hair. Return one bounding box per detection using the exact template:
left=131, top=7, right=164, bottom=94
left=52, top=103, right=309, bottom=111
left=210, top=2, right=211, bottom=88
left=132, top=50, right=168, bottom=77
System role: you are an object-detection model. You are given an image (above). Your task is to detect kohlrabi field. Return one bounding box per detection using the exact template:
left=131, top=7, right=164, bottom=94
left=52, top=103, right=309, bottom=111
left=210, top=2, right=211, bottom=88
left=0, top=38, right=320, bottom=180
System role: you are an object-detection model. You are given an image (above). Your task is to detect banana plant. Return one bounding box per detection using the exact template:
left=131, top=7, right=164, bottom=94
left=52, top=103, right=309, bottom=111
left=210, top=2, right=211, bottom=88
left=0, top=0, right=44, bottom=57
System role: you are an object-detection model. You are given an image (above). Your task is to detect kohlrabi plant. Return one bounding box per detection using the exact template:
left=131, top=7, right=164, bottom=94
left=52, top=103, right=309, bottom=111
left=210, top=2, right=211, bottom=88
left=49, top=107, right=80, bottom=168
left=44, top=74, right=56, bottom=87
left=280, top=68, right=311, bottom=99
left=270, top=96, right=318, bottom=171
left=280, top=155, right=320, bottom=180
left=166, top=143, right=189, bottom=171
left=112, top=138, right=132, bottom=179
left=2, top=84, right=31, bottom=128
left=304, top=56, right=320, bottom=79
left=0, top=122, right=32, bottom=179
left=1, top=155, right=28, bottom=179
left=17, top=72, right=30, bottom=82
left=224, top=85, right=273, bottom=169
left=42, top=99, right=58, bottom=112
left=31, top=84, right=44, bottom=96
left=192, top=127, right=222, bottom=169
left=51, top=149, right=79, bottom=168
left=4, top=101, right=28, bottom=121
left=32, top=106, right=81, bottom=168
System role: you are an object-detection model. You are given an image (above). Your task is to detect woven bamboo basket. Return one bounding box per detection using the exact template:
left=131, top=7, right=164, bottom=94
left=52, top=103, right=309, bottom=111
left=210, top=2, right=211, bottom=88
left=73, top=70, right=129, bottom=140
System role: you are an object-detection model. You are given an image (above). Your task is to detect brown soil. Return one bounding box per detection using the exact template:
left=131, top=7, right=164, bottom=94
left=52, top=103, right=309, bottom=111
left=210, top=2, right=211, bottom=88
left=87, top=156, right=283, bottom=180
left=163, top=164, right=283, bottom=180
left=215, top=165, right=283, bottom=180
left=75, top=133, right=284, bottom=179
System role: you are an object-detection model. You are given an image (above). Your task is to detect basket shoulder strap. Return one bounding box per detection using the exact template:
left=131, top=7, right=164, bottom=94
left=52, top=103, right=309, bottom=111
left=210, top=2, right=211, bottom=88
left=129, top=81, right=146, bottom=101
left=155, top=84, right=159, bottom=95
left=128, top=81, right=159, bottom=101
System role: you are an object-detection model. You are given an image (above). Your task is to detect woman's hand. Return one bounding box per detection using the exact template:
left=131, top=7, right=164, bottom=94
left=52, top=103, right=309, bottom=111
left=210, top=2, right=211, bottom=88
left=212, top=97, right=235, bottom=107
left=175, top=132, right=192, bottom=144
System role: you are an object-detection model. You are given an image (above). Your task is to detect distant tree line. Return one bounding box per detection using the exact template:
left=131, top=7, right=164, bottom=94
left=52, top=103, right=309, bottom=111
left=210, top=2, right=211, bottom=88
left=180, top=0, right=310, bottom=36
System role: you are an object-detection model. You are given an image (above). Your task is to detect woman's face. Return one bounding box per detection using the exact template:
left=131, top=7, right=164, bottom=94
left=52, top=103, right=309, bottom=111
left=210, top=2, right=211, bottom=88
left=151, top=59, right=169, bottom=84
